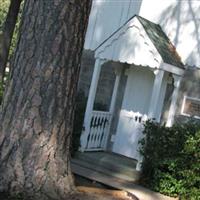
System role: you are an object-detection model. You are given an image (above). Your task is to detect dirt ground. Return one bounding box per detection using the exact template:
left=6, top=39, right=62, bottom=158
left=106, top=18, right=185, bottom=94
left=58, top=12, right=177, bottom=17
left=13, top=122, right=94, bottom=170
left=74, top=186, right=138, bottom=200
left=69, top=193, right=136, bottom=200
left=0, top=187, right=138, bottom=200
left=72, top=175, right=138, bottom=200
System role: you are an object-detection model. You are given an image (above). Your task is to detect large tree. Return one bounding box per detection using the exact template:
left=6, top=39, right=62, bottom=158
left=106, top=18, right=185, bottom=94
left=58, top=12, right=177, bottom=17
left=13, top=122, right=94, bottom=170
left=0, top=0, right=91, bottom=199
left=0, top=0, right=22, bottom=83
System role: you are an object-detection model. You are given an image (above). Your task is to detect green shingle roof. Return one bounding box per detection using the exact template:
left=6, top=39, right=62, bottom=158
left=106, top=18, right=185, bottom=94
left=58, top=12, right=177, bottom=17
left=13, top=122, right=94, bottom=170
left=137, top=15, right=184, bottom=69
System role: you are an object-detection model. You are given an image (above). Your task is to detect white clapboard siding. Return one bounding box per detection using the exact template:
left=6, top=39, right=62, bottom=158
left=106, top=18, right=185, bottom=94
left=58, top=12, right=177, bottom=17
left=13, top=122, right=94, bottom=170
left=84, top=0, right=143, bottom=50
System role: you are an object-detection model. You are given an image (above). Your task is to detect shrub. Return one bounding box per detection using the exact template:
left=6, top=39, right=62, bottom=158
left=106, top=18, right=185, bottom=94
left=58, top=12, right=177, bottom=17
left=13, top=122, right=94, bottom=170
left=139, top=120, right=200, bottom=199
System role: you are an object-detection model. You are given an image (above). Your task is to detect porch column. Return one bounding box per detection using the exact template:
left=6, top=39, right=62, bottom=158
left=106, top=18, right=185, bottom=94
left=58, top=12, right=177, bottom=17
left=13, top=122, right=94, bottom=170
left=148, top=69, right=165, bottom=121
left=109, top=66, right=122, bottom=114
left=80, top=58, right=105, bottom=151
left=166, top=75, right=182, bottom=127
left=103, top=66, right=122, bottom=149
left=136, top=69, right=164, bottom=171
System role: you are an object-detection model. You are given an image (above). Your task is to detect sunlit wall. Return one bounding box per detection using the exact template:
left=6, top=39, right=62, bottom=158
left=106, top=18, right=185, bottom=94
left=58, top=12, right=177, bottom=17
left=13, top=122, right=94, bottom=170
left=84, top=0, right=200, bottom=68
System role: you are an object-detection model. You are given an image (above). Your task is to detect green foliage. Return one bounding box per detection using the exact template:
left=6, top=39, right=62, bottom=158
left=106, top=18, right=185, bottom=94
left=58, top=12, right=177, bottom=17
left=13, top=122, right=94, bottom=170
left=0, top=71, right=9, bottom=104
left=0, top=0, right=10, bottom=31
left=0, top=1, right=9, bottom=103
left=0, top=0, right=23, bottom=58
left=0, top=0, right=23, bottom=103
left=71, top=90, right=87, bottom=156
left=9, top=1, right=24, bottom=58
left=139, top=120, right=200, bottom=199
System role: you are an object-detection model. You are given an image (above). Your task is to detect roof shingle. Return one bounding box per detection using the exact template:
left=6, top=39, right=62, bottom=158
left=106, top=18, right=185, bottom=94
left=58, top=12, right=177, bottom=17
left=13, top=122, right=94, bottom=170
left=137, top=15, right=184, bottom=69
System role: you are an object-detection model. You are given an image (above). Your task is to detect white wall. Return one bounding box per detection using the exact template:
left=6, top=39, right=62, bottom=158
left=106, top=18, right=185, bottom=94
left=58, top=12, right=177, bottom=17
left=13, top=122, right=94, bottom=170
left=139, top=0, right=200, bottom=67
left=84, top=0, right=200, bottom=68
left=84, top=0, right=142, bottom=50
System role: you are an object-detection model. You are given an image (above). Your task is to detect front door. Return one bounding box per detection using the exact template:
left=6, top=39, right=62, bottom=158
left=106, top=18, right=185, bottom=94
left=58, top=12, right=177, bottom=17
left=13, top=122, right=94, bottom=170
left=112, top=66, right=154, bottom=160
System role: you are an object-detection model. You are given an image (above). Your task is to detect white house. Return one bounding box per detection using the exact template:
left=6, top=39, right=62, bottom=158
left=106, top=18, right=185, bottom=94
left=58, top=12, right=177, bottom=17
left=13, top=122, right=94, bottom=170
left=72, top=0, right=200, bottom=189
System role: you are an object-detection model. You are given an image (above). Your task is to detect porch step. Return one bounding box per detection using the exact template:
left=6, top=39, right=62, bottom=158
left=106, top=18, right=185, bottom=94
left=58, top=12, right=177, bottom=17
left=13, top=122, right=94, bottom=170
left=75, top=151, right=137, bottom=165
left=75, top=151, right=137, bottom=175
left=72, top=158, right=140, bottom=182
left=71, top=151, right=140, bottom=183
left=71, top=162, right=176, bottom=200
left=71, top=161, right=139, bottom=188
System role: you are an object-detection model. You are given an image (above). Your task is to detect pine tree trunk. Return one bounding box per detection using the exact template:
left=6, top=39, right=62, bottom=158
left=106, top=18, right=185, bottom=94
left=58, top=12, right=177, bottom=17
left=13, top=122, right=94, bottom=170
left=0, top=0, right=91, bottom=199
left=0, top=0, right=22, bottom=82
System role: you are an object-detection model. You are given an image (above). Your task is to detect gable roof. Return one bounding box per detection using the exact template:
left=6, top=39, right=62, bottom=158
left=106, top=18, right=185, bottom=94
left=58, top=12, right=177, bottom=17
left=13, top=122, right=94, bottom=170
left=95, top=15, right=184, bottom=72
left=137, top=16, right=184, bottom=69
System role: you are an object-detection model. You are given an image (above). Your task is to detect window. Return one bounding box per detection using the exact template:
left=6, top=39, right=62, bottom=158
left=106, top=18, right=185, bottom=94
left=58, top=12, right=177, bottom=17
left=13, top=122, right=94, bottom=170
left=181, top=95, right=200, bottom=119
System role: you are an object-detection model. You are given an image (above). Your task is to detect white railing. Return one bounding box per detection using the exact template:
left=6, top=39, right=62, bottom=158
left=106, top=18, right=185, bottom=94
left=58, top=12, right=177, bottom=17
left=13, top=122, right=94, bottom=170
left=121, top=110, right=148, bottom=124
left=85, top=110, right=112, bottom=150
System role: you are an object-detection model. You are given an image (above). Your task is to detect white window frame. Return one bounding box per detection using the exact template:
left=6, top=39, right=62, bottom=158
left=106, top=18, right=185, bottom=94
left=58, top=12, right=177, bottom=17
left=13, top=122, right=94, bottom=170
left=181, top=95, right=200, bottom=119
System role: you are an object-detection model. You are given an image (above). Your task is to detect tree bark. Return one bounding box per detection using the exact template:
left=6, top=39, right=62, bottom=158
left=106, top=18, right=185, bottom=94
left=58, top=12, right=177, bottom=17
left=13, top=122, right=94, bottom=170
left=0, top=0, right=22, bottom=83
left=0, top=0, right=91, bottom=199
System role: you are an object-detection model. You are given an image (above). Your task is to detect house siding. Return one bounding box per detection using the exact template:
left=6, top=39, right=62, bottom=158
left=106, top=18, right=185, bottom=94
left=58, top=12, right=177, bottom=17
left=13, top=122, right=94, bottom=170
left=139, top=0, right=200, bottom=67
left=175, top=68, right=200, bottom=123
left=84, top=0, right=142, bottom=50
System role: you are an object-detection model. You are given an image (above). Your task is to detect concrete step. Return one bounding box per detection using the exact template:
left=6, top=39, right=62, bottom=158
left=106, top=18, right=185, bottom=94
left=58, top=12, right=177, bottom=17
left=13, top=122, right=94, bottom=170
left=72, top=158, right=140, bottom=182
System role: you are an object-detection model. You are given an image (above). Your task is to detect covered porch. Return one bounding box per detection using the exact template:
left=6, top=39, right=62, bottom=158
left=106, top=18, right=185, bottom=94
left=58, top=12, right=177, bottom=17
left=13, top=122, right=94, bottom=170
left=72, top=15, right=185, bottom=181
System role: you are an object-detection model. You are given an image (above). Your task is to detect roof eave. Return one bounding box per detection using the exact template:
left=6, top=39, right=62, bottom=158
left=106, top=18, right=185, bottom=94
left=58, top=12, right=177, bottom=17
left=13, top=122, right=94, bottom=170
left=160, top=62, right=185, bottom=76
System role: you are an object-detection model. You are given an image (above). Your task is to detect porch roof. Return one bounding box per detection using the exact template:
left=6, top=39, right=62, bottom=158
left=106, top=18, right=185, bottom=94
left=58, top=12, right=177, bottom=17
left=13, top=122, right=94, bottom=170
left=95, top=15, right=184, bottom=73
left=137, top=16, right=184, bottom=69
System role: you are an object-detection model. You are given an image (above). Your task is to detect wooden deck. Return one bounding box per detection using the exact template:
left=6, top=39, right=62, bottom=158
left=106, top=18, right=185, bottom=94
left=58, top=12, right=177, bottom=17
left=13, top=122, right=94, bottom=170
left=71, top=151, right=140, bottom=186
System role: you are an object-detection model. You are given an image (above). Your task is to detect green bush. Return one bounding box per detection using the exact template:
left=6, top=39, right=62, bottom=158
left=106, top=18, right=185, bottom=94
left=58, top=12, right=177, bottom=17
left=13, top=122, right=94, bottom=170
left=0, top=1, right=10, bottom=31
left=139, top=120, right=200, bottom=199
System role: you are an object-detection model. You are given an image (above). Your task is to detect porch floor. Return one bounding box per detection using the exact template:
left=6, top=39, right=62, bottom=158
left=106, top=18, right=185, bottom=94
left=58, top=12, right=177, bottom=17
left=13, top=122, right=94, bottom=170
left=71, top=151, right=140, bottom=185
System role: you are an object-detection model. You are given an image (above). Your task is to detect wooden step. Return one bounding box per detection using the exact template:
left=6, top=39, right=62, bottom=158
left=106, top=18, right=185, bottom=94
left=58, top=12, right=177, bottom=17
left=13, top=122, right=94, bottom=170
left=71, top=163, right=177, bottom=200
left=74, top=152, right=138, bottom=177
left=71, top=162, right=138, bottom=189
left=72, top=158, right=140, bottom=182
left=75, top=151, right=137, bottom=167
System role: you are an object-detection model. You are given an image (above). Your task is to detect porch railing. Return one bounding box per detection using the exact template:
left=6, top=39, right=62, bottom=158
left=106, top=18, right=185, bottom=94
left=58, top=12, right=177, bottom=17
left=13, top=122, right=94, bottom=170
left=85, top=110, right=112, bottom=151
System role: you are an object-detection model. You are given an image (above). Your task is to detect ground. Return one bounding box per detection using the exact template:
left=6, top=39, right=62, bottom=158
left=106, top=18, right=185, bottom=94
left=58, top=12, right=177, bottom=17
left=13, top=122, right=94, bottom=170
left=76, top=186, right=137, bottom=200
left=0, top=188, right=137, bottom=200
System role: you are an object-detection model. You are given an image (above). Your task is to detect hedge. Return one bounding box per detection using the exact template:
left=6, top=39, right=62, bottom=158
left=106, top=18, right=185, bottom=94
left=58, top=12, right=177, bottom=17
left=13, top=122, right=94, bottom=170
left=139, top=120, right=200, bottom=200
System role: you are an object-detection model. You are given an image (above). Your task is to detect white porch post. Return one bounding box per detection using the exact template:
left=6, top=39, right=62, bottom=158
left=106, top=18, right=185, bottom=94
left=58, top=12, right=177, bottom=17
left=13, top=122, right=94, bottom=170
left=80, top=58, right=105, bottom=151
left=136, top=69, right=164, bottom=171
left=109, top=66, right=122, bottom=114
left=166, top=75, right=182, bottom=127
left=103, top=66, right=122, bottom=149
left=148, top=69, right=165, bottom=121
